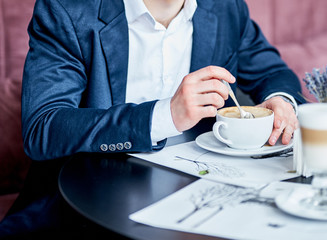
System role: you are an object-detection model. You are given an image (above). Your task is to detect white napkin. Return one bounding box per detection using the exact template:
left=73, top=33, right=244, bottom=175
left=293, top=128, right=312, bottom=177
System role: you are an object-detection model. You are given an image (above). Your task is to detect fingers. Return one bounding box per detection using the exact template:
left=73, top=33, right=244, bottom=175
left=263, top=97, right=298, bottom=146
left=184, top=66, right=235, bottom=104
left=269, top=119, right=297, bottom=145
left=268, top=119, right=285, bottom=146
left=282, top=124, right=296, bottom=144
left=171, top=66, right=234, bottom=132
left=187, top=65, right=236, bottom=84
left=197, top=80, right=229, bottom=100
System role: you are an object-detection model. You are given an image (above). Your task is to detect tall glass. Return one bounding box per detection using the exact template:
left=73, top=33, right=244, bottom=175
left=298, top=103, right=327, bottom=210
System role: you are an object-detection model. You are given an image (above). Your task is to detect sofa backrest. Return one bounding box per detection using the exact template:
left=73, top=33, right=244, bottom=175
left=247, top=0, right=327, bottom=45
left=0, top=0, right=35, bottom=193
left=246, top=0, right=327, bottom=102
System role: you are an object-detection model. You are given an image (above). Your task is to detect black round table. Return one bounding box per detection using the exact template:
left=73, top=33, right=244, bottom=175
left=59, top=153, right=311, bottom=240
left=58, top=153, right=223, bottom=240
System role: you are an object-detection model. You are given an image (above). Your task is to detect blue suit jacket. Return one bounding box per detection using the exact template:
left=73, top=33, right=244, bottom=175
left=22, top=0, right=305, bottom=160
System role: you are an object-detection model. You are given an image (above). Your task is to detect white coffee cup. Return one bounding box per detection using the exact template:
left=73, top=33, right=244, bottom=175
left=213, top=106, right=274, bottom=150
left=298, top=103, right=327, bottom=172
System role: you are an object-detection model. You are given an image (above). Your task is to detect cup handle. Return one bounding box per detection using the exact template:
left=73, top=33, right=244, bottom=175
left=212, top=121, right=232, bottom=146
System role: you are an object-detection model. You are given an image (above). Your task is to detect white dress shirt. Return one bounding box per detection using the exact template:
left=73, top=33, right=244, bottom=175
left=123, top=0, right=197, bottom=144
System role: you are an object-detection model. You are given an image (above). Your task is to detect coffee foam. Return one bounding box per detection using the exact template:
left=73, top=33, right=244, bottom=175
left=217, top=106, right=272, bottom=119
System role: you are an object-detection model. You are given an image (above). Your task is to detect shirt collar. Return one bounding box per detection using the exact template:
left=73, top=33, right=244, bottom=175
left=183, top=0, right=197, bottom=22
left=123, top=0, right=149, bottom=24
left=123, top=0, right=197, bottom=24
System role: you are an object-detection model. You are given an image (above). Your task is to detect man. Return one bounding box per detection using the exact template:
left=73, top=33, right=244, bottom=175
left=20, top=0, right=303, bottom=161
left=1, top=0, right=305, bottom=237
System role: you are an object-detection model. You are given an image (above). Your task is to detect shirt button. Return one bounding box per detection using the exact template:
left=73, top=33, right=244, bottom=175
left=124, top=142, right=132, bottom=150
left=108, top=144, right=116, bottom=151
left=100, top=144, right=108, bottom=152
left=116, top=143, right=124, bottom=151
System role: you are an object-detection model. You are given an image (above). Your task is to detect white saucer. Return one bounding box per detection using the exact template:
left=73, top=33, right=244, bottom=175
left=195, top=131, right=293, bottom=157
left=275, top=187, right=327, bottom=221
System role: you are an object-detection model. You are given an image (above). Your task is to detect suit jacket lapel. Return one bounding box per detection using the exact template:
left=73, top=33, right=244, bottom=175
left=97, top=0, right=219, bottom=104
left=99, top=0, right=128, bottom=105
left=190, top=4, right=218, bottom=72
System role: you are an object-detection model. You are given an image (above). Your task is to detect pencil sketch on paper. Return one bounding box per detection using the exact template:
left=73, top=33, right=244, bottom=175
left=177, top=183, right=274, bottom=229
left=175, top=153, right=245, bottom=178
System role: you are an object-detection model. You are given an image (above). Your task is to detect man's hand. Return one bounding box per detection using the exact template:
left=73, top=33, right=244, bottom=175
left=171, top=66, right=235, bottom=132
left=257, top=96, right=298, bottom=145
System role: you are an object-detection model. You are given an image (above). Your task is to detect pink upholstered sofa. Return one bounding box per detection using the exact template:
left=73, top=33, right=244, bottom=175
left=246, top=0, right=327, bottom=102
left=0, top=0, right=34, bottom=220
left=1, top=0, right=327, bottom=221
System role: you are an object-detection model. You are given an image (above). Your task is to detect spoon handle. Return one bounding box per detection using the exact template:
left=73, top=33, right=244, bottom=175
left=223, top=81, right=241, bottom=108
